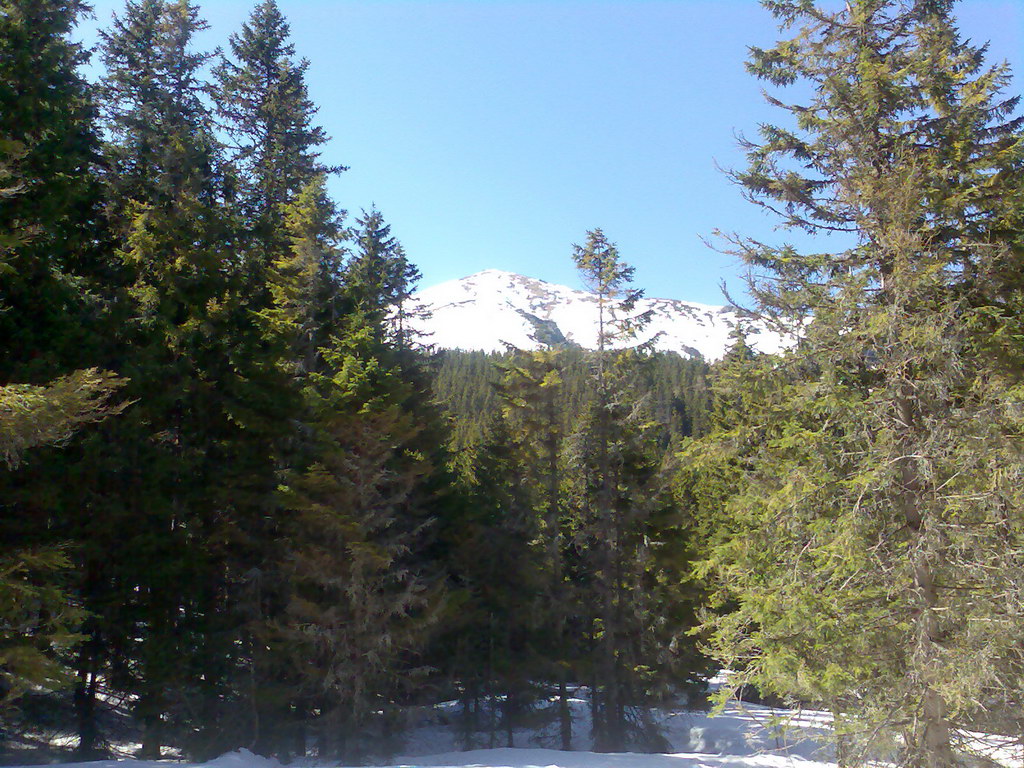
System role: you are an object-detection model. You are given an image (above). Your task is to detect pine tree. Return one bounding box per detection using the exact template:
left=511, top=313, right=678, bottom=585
left=433, top=349, right=709, bottom=453
left=0, top=0, right=108, bottom=381
left=99, top=0, right=220, bottom=221
left=94, top=2, right=249, bottom=757
left=0, top=0, right=128, bottom=751
left=568, top=230, right=685, bottom=752
left=264, top=205, right=446, bottom=760
left=208, top=23, right=352, bottom=738
left=345, top=208, right=424, bottom=350
left=690, top=2, right=1024, bottom=766
left=214, top=0, right=342, bottom=258
left=280, top=372, right=435, bottom=761
left=0, top=372, right=126, bottom=471
left=261, top=175, right=346, bottom=378
left=0, top=370, right=124, bottom=713
left=439, top=413, right=543, bottom=750
left=496, top=348, right=576, bottom=749
left=220, top=173, right=348, bottom=761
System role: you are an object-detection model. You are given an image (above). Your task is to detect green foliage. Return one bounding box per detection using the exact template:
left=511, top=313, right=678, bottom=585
left=572, top=229, right=654, bottom=352
left=435, top=348, right=709, bottom=452
left=0, top=370, right=126, bottom=469
left=0, top=371, right=124, bottom=712
left=263, top=204, right=449, bottom=761
left=90, top=3, right=275, bottom=758
left=414, top=411, right=542, bottom=750
left=569, top=230, right=709, bottom=751
left=214, top=0, right=342, bottom=236
left=345, top=207, right=424, bottom=351
left=0, top=0, right=108, bottom=382
left=0, top=1, right=131, bottom=749
left=99, top=0, right=221, bottom=220
left=426, top=240, right=714, bottom=750
left=0, top=0, right=760, bottom=759
left=688, top=2, right=1024, bottom=766
left=0, top=549, right=85, bottom=708
left=261, top=174, right=346, bottom=378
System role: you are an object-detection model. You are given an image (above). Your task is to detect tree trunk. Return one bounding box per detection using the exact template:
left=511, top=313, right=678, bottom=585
left=137, top=591, right=167, bottom=760
left=833, top=710, right=851, bottom=768
left=588, top=631, right=601, bottom=750
left=897, top=394, right=954, bottom=768
left=600, top=577, right=622, bottom=751
left=138, top=709, right=161, bottom=760
left=73, top=649, right=101, bottom=760
left=558, top=678, right=572, bottom=751
left=504, top=691, right=514, bottom=748
left=317, top=714, right=332, bottom=760
left=546, top=381, right=572, bottom=753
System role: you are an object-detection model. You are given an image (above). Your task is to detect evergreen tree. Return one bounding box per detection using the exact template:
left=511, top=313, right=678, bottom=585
left=208, top=23, right=353, bottom=742
left=265, top=206, right=445, bottom=760
left=431, top=345, right=713, bottom=750
left=345, top=207, right=424, bottom=350
left=281, top=362, right=436, bottom=761
left=433, top=349, right=708, bottom=453
left=0, top=372, right=126, bottom=471
left=211, top=27, right=349, bottom=737
left=0, top=0, right=128, bottom=752
left=0, top=370, right=124, bottom=713
left=438, top=413, right=542, bottom=750
left=261, top=174, right=346, bottom=378
left=99, top=0, right=220, bottom=221
left=214, top=0, right=342, bottom=259
left=0, top=0, right=108, bottom=381
left=496, top=348, right=576, bottom=749
left=689, top=2, right=1024, bottom=766
left=93, top=2, right=253, bottom=757
left=433, top=350, right=507, bottom=451
left=569, top=230, right=698, bottom=751
left=224, top=173, right=348, bottom=760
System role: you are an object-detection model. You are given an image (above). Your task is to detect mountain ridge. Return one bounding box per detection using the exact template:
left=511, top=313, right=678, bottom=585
left=408, top=269, right=786, bottom=361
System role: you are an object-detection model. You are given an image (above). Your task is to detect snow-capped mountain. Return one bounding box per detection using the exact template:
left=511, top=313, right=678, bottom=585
left=408, top=269, right=787, bottom=361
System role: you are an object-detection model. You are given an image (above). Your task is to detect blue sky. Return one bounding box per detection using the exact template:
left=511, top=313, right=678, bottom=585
left=75, top=1, right=1024, bottom=305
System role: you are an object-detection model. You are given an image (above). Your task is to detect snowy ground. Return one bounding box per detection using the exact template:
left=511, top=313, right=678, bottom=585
left=377, top=693, right=836, bottom=768
left=388, top=687, right=832, bottom=762
left=8, top=685, right=1020, bottom=768
left=23, top=751, right=827, bottom=768
left=4, top=690, right=836, bottom=768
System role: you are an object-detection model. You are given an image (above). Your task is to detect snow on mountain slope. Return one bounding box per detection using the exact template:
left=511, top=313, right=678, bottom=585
left=409, top=270, right=787, bottom=361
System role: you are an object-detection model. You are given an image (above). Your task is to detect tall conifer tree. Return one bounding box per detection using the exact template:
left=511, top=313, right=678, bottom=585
left=215, top=0, right=341, bottom=265
left=496, top=348, right=576, bottom=749
left=0, top=1, right=128, bottom=752
left=273, top=209, right=442, bottom=760
left=261, top=174, right=346, bottom=378
left=0, top=0, right=107, bottom=380
left=690, top=2, right=1024, bottom=766
left=569, top=230, right=698, bottom=751
left=95, top=2, right=248, bottom=756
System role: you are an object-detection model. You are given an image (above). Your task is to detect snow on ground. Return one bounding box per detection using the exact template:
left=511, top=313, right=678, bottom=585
left=9, top=684, right=1020, bottom=768
left=6, top=694, right=837, bottom=768
left=9, top=753, right=283, bottom=768
left=377, top=749, right=833, bottom=768
left=389, top=687, right=831, bottom=762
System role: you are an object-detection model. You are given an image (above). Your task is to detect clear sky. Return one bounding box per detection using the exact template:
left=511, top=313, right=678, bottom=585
left=74, top=0, right=1024, bottom=305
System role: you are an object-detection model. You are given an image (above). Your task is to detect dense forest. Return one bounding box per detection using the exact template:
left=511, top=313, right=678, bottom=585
left=433, top=348, right=711, bottom=452
left=1, top=2, right=1023, bottom=768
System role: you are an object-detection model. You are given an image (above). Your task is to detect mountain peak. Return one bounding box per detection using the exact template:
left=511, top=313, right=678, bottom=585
left=455, top=269, right=557, bottom=292
left=465, top=268, right=523, bottom=279
left=410, top=272, right=785, bottom=360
